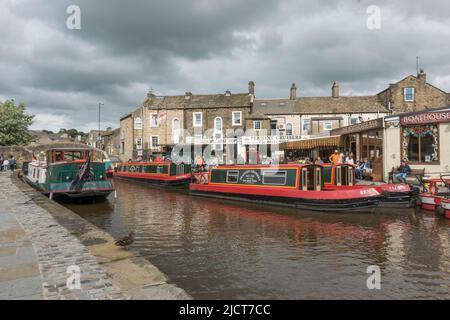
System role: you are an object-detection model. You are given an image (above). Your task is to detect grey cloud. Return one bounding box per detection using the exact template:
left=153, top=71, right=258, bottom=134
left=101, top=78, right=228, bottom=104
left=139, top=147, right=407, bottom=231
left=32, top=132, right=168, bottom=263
left=0, top=0, right=449, bottom=130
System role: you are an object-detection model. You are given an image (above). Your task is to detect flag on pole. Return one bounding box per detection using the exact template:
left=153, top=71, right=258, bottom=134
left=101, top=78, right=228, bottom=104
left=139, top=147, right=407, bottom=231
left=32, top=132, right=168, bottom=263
left=158, top=111, right=167, bottom=122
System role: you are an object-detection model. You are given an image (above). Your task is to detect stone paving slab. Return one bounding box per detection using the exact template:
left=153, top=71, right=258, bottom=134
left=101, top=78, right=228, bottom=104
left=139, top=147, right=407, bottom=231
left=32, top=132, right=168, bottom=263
left=1, top=172, right=192, bottom=300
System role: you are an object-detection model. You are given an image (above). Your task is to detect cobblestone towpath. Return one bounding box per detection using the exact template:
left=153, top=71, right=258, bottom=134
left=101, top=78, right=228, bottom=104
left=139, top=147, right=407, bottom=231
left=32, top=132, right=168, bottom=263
left=0, top=172, right=191, bottom=300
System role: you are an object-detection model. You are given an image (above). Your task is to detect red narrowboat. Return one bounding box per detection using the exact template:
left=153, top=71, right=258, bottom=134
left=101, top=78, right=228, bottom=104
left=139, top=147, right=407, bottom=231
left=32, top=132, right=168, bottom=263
left=113, top=162, right=192, bottom=187
left=190, top=164, right=382, bottom=212
left=322, top=163, right=418, bottom=208
left=418, top=176, right=450, bottom=218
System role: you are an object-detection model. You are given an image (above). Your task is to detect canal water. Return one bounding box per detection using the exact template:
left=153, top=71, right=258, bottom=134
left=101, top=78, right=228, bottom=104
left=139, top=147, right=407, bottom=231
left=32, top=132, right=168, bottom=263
left=65, top=179, right=450, bottom=299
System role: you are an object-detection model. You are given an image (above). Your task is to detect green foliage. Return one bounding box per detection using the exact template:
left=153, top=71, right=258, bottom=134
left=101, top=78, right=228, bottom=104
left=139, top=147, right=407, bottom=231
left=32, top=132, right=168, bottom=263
left=0, top=100, right=34, bottom=146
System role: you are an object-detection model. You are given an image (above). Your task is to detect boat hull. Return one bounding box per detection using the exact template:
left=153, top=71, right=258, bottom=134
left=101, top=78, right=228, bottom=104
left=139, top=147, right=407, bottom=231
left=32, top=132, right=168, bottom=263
left=113, top=172, right=191, bottom=187
left=190, top=184, right=381, bottom=212
left=324, top=184, right=416, bottom=208
left=24, top=177, right=114, bottom=200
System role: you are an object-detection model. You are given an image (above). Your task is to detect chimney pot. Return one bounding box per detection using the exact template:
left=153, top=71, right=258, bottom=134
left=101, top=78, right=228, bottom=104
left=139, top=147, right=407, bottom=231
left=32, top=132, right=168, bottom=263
left=418, top=70, right=427, bottom=84
left=248, top=81, right=255, bottom=95
left=290, top=83, right=297, bottom=100
left=332, top=81, right=339, bottom=98
left=225, top=90, right=231, bottom=96
left=185, top=92, right=192, bottom=100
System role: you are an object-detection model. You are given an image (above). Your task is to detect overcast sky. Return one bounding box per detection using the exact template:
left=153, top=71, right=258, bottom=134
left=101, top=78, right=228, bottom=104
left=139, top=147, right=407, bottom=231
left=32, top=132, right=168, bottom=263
left=1, top=0, right=450, bottom=132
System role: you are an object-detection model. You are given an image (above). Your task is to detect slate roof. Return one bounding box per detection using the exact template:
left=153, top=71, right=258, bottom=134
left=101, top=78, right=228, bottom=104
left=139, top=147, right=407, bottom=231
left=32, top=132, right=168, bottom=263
left=254, top=96, right=387, bottom=115
left=144, top=93, right=252, bottom=109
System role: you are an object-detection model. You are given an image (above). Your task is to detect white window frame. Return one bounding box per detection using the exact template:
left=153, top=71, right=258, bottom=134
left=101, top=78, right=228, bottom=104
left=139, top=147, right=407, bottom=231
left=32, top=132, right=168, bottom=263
left=350, top=117, right=358, bottom=125
left=286, top=123, right=293, bottom=135
left=150, top=113, right=159, bottom=127
left=404, top=87, right=415, bottom=102
left=134, top=117, right=142, bottom=130
left=193, top=112, right=203, bottom=127
left=253, top=120, right=261, bottom=131
left=232, top=111, right=242, bottom=126
left=302, top=119, right=311, bottom=134
left=135, top=137, right=143, bottom=150
left=172, top=118, right=180, bottom=144
left=323, top=120, right=333, bottom=131
left=150, top=135, right=159, bottom=148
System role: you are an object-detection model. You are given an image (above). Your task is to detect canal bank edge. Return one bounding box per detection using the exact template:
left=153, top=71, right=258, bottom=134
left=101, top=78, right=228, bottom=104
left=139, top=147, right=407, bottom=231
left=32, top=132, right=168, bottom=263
left=9, top=173, right=192, bottom=300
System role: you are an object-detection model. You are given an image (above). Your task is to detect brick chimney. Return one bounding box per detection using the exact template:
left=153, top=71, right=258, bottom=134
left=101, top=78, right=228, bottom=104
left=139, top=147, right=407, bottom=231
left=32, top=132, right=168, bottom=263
left=185, top=91, right=192, bottom=100
left=332, top=81, right=339, bottom=98
left=248, top=81, right=255, bottom=95
left=290, top=83, right=297, bottom=100
left=418, top=69, right=427, bottom=85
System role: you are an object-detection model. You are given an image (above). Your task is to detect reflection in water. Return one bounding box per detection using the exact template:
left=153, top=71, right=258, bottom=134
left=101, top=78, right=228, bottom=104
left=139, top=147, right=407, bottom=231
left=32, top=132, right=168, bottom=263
left=65, top=179, right=450, bottom=299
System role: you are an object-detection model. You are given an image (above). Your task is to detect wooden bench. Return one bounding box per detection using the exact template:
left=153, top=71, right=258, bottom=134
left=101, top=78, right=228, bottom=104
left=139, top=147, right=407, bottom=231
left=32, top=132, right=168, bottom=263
left=388, top=167, right=425, bottom=184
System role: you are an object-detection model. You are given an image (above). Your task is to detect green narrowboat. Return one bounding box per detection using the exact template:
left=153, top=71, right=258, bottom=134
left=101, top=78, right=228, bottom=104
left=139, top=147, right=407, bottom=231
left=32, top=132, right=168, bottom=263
left=23, top=148, right=115, bottom=199
left=190, top=164, right=383, bottom=212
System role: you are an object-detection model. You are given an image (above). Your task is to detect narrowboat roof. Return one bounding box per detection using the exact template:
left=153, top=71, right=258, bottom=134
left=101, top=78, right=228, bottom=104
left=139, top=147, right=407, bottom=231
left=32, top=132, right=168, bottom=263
left=47, top=147, right=95, bottom=151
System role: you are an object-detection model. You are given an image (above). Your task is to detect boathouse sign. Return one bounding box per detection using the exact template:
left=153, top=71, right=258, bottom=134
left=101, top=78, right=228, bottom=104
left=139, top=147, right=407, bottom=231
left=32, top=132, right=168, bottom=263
left=400, top=110, right=450, bottom=125
left=330, top=118, right=383, bottom=136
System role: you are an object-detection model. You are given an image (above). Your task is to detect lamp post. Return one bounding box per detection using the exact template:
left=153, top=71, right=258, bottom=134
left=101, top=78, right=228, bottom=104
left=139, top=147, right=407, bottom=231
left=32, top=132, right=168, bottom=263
left=98, top=102, right=104, bottom=149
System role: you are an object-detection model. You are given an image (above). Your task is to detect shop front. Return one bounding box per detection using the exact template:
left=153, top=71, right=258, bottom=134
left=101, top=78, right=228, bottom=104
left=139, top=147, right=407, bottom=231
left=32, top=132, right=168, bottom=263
left=384, top=107, right=450, bottom=181
left=331, top=118, right=384, bottom=181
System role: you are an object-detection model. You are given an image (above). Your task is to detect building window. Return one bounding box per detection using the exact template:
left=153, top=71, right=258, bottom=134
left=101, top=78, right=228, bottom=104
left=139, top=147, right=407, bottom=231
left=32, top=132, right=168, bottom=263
left=402, top=125, right=439, bottom=163
left=134, top=117, right=142, bottom=130
left=323, top=120, right=333, bottom=131
left=172, top=118, right=180, bottom=144
left=193, top=112, right=202, bottom=127
left=151, top=136, right=159, bottom=148
left=302, top=119, right=311, bottom=134
left=232, top=111, right=242, bottom=126
left=404, top=87, right=415, bottom=102
left=214, top=117, right=222, bottom=132
left=135, top=137, right=143, bottom=150
left=286, top=123, right=293, bottom=135
left=270, top=119, right=277, bottom=135
left=253, top=121, right=261, bottom=131
left=150, top=114, right=158, bottom=127
left=350, top=117, right=358, bottom=125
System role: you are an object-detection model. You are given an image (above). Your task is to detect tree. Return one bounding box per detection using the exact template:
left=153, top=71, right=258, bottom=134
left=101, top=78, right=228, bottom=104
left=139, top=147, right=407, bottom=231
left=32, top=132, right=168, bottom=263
left=0, top=100, right=34, bottom=146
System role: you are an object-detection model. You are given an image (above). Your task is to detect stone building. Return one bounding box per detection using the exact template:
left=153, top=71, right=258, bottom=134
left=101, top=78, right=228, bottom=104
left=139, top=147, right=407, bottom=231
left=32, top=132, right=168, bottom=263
left=100, top=128, right=120, bottom=158
left=378, top=70, right=449, bottom=113
left=119, top=82, right=270, bottom=162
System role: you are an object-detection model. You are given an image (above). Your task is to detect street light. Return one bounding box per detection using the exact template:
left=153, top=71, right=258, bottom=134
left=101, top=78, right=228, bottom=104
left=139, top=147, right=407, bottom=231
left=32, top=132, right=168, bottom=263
left=98, top=102, right=104, bottom=148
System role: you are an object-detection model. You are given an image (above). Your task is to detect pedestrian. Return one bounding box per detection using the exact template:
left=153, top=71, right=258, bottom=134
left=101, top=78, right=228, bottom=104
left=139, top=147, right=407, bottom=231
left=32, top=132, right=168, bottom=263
left=345, top=152, right=355, bottom=165
left=394, top=160, right=411, bottom=184
left=9, top=155, right=16, bottom=172
left=328, top=150, right=340, bottom=164
left=0, top=153, right=3, bottom=172
left=3, top=158, right=10, bottom=171
left=314, top=156, right=324, bottom=165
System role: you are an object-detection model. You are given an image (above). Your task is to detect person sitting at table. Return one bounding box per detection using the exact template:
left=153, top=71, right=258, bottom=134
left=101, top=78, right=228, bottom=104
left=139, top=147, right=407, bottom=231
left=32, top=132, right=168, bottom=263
left=394, top=160, right=411, bottom=184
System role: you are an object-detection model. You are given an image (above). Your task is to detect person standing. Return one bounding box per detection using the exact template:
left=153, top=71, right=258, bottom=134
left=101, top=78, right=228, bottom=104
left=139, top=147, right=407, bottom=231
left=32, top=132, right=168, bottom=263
left=9, top=155, right=17, bottom=172
left=314, top=156, right=324, bottom=165
left=345, top=152, right=355, bottom=165
left=328, top=150, right=340, bottom=164
left=0, top=153, right=3, bottom=172
left=3, top=158, right=9, bottom=171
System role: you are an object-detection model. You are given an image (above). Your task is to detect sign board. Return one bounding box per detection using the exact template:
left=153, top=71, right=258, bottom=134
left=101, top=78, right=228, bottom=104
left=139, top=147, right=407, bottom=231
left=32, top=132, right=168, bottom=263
left=330, top=118, right=383, bottom=136
left=400, top=110, right=450, bottom=125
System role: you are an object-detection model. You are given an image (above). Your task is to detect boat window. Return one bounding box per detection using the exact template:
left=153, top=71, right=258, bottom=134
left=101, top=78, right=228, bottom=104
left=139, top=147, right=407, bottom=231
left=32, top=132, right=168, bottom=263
left=226, top=170, right=239, bottom=183
left=262, top=170, right=287, bottom=185
left=55, top=151, right=63, bottom=162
